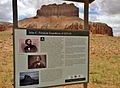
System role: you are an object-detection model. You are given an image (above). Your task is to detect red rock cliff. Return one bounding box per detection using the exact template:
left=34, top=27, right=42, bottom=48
left=37, top=3, right=79, bottom=17
left=89, top=22, right=113, bottom=36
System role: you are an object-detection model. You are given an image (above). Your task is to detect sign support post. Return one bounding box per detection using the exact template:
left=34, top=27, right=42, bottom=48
left=12, top=0, right=17, bottom=87
left=83, top=83, right=88, bottom=88
left=12, top=0, right=18, bottom=28
left=84, top=0, right=89, bottom=31
left=84, top=0, right=89, bottom=87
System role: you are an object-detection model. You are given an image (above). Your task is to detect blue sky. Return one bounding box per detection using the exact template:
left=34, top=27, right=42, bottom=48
left=0, top=0, right=120, bottom=36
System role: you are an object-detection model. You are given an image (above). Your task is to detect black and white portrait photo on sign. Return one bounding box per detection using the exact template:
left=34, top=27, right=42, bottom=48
left=19, top=38, right=39, bottom=53
left=28, top=55, right=46, bottom=69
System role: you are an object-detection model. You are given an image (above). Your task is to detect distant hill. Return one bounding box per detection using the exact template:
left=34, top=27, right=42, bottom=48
left=0, top=22, right=12, bottom=31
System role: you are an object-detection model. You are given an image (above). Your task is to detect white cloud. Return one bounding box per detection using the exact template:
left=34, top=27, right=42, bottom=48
left=17, top=0, right=69, bottom=19
left=17, top=0, right=82, bottom=19
left=90, top=0, right=120, bottom=36
left=95, top=0, right=120, bottom=15
left=17, top=0, right=37, bottom=18
left=0, top=0, right=12, bottom=22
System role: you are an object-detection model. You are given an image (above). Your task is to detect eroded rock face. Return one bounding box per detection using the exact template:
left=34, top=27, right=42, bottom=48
left=19, top=3, right=113, bottom=36
left=37, top=3, right=79, bottom=17
left=64, top=22, right=113, bottom=36
left=19, top=16, right=113, bottom=36
left=89, top=23, right=113, bottom=36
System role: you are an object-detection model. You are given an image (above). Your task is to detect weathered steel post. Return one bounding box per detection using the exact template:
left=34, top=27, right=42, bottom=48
left=12, top=0, right=18, bottom=28
left=84, top=0, right=89, bottom=30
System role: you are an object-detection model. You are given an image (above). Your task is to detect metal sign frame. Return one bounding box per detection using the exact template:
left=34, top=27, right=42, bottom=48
left=12, top=0, right=94, bottom=88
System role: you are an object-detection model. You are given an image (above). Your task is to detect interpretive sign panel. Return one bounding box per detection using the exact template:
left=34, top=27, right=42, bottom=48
left=14, top=29, right=89, bottom=88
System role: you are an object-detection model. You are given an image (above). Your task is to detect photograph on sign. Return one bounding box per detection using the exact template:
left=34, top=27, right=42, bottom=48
left=19, top=38, right=39, bottom=53
left=20, top=71, right=39, bottom=86
left=28, top=55, right=47, bottom=69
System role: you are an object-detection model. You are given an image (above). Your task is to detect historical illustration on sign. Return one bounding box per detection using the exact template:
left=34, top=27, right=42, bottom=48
left=28, top=55, right=47, bottom=69
left=19, top=38, right=39, bottom=53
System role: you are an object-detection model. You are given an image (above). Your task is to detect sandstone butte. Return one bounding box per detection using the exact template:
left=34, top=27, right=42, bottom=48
left=1, top=3, right=113, bottom=36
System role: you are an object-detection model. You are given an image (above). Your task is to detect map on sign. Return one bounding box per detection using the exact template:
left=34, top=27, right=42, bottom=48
left=14, top=29, right=89, bottom=88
